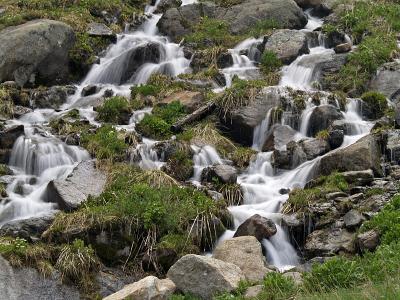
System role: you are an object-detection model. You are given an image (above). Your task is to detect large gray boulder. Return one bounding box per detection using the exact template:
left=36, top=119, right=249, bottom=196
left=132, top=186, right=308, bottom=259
left=0, top=214, right=54, bottom=241
left=46, top=160, right=107, bottom=210
left=0, top=20, right=75, bottom=87
left=233, top=214, right=277, bottom=241
left=369, top=61, right=400, bottom=102
left=213, top=236, right=271, bottom=282
left=201, top=164, right=238, bottom=184
left=0, top=255, right=80, bottom=300
left=157, top=0, right=307, bottom=42
left=30, top=85, right=76, bottom=109
left=264, top=30, right=309, bottom=64
left=167, top=254, right=245, bottom=299
left=103, top=276, right=176, bottom=300
left=317, top=134, right=383, bottom=177
left=262, top=124, right=298, bottom=151
left=307, top=105, right=343, bottom=137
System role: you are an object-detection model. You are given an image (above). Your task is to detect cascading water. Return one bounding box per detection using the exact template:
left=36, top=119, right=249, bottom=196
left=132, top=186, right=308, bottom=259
left=191, top=145, right=223, bottom=186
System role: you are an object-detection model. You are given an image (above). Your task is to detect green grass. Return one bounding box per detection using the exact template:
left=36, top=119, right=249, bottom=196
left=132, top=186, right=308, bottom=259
left=360, top=91, right=388, bottom=119
left=136, top=101, right=186, bottom=139
left=96, top=96, right=132, bottom=124
left=260, top=50, right=282, bottom=74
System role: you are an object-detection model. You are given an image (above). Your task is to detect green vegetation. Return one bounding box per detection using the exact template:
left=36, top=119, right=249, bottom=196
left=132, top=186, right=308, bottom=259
left=260, top=50, right=282, bottom=73
left=327, top=0, right=400, bottom=94
left=283, top=172, right=348, bottom=213
left=360, top=91, right=388, bottom=119
left=81, top=125, right=128, bottom=162
left=136, top=101, right=186, bottom=139
left=316, top=129, right=330, bottom=140
left=163, top=149, right=194, bottom=181
left=96, top=96, right=132, bottom=124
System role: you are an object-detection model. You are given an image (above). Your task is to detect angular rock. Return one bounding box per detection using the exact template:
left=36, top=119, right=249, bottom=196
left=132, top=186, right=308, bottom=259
left=314, top=53, right=348, bottom=90
left=167, top=254, right=245, bottom=299
left=0, top=214, right=54, bottom=241
left=0, top=255, right=80, bottom=299
left=328, top=129, right=344, bottom=149
left=334, top=42, right=352, bottom=53
left=369, top=61, right=400, bottom=102
left=385, top=130, right=400, bottom=163
left=154, top=0, right=182, bottom=14
left=160, top=91, right=204, bottom=113
left=81, top=85, right=100, bottom=97
left=264, top=30, right=309, bottom=64
left=307, top=105, right=343, bottom=137
left=317, top=135, right=382, bottom=177
left=343, top=209, right=364, bottom=229
left=262, top=125, right=298, bottom=151
left=202, top=164, right=237, bottom=184
left=0, top=125, right=24, bottom=149
left=356, top=230, right=379, bottom=252
left=87, top=22, right=116, bottom=42
left=103, top=276, right=176, bottom=300
left=304, top=227, right=355, bottom=258
left=30, top=85, right=76, bottom=109
left=299, top=138, right=330, bottom=160
left=213, top=236, right=271, bottom=282
left=46, top=160, right=107, bottom=210
left=341, top=170, right=374, bottom=185
left=0, top=20, right=75, bottom=87
left=234, top=214, right=277, bottom=241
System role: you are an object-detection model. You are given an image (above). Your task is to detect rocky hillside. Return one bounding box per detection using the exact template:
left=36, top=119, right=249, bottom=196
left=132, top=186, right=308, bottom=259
left=0, top=0, right=399, bottom=299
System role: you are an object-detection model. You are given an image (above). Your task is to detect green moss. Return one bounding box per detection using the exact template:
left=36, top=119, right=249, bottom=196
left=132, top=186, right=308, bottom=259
left=361, top=91, right=388, bottom=119
left=136, top=101, right=186, bottom=139
left=96, top=96, right=132, bottom=124
left=81, top=125, right=128, bottom=162
left=260, top=50, right=282, bottom=74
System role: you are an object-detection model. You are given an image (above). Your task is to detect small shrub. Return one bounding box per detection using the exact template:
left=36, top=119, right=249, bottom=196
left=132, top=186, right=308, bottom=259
left=261, top=51, right=282, bottom=74
left=96, top=96, right=131, bottom=124
left=131, top=84, right=160, bottom=98
left=316, top=130, right=330, bottom=140
left=361, top=91, right=388, bottom=119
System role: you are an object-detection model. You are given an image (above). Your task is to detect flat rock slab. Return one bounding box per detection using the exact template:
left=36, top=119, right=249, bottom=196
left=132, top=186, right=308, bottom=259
left=47, top=160, right=107, bottom=211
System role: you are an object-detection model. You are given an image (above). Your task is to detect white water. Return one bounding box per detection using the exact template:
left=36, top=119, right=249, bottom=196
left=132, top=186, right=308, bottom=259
left=190, top=145, right=223, bottom=186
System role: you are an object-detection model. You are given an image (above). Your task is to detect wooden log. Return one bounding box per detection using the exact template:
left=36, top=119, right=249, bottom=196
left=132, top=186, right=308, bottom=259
left=171, top=102, right=216, bottom=132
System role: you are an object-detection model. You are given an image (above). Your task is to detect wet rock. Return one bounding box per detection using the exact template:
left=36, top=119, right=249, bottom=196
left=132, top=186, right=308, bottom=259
left=0, top=214, right=54, bottom=241
left=299, top=138, right=330, bottom=160
left=167, top=254, right=245, bottom=299
left=30, top=85, right=76, bottom=109
left=46, top=160, right=107, bottom=210
left=313, top=53, right=348, bottom=91
left=304, top=227, right=355, bottom=258
left=343, top=209, right=365, bottom=229
left=202, top=164, right=238, bottom=184
left=369, top=61, right=400, bottom=102
left=0, top=20, right=75, bottom=87
left=213, top=236, right=272, bottom=282
left=160, top=90, right=204, bottom=113
left=103, top=276, right=176, bottom=300
left=327, top=129, right=344, bottom=149
left=0, top=255, right=80, bottom=299
left=326, top=192, right=348, bottom=200
left=81, top=84, right=100, bottom=97
left=334, top=42, right=352, bottom=53
left=264, top=30, right=309, bottom=64
left=0, top=125, right=24, bottom=149
left=154, top=0, right=182, bottom=14
left=262, top=124, right=298, bottom=151
left=158, top=0, right=307, bottom=42
left=317, top=135, right=382, bottom=177
left=219, top=86, right=282, bottom=146
left=341, top=170, right=374, bottom=185
left=233, top=214, right=277, bottom=241
left=356, top=230, right=379, bottom=252
left=323, top=29, right=347, bottom=49
left=385, top=130, right=400, bottom=163
left=87, top=22, right=116, bottom=42
left=13, top=106, right=33, bottom=118
left=307, top=105, right=343, bottom=137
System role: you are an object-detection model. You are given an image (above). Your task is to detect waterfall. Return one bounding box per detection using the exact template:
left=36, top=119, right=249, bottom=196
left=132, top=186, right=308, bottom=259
left=190, top=145, right=223, bottom=186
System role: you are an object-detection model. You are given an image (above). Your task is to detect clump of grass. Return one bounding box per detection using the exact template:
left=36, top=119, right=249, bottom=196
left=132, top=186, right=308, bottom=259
left=316, top=129, right=330, bottom=140
left=96, top=96, right=132, bottom=124
left=81, top=125, right=128, bottom=162
left=360, top=91, right=388, bottom=119
left=136, top=101, right=186, bottom=139
left=228, top=146, right=256, bottom=169
left=219, top=184, right=244, bottom=206
left=133, top=169, right=179, bottom=188
left=56, top=239, right=100, bottom=282
left=163, top=149, right=194, bottom=182
left=260, top=50, right=282, bottom=74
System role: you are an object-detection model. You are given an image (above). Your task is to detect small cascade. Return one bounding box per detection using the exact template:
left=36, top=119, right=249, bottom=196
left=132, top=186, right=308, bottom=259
left=252, top=107, right=276, bottom=150
left=0, top=127, right=89, bottom=225
left=299, top=99, right=317, bottom=136
left=191, top=145, right=223, bottom=185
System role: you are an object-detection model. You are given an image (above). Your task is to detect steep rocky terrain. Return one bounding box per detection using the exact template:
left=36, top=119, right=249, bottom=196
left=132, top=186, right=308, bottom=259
left=0, top=0, right=399, bottom=299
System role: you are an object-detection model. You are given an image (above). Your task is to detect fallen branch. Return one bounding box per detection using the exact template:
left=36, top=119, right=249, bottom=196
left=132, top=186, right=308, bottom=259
left=171, top=102, right=216, bottom=132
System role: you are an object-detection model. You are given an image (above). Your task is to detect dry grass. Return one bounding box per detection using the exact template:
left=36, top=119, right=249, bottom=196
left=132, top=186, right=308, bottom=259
left=191, top=122, right=236, bottom=154
left=132, top=170, right=180, bottom=188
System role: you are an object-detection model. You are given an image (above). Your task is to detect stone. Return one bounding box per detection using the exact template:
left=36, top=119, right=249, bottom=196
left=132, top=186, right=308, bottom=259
left=264, top=30, right=309, bottom=64
left=233, top=214, right=277, bottom=241
left=307, top=105, right=343, bottom=137
left=385, top=130, right=400, bottom=163
left=369, top=61, right=400, bottom=102
left=87, top=22, right=116, bottom=42
left=334, top=42, right=352, bottom=53
left=283, top=272, right=303, bottom=285
left=13, top=106, right=33, bottom=118
left=157, top=0, right=307, bottom=42
left=317, top=135, right=382, bottom=177
left=299, top=138, right=330, bottom=160
left=356, top=230, right=379, bottom=252
left=0, top=214, right=54, bottom=241
left=201, top=164, right=238, bottom=184
left=244, top=285, right=263, bottom=299
left=262, top=125, right=298, bottom=151
left=328, top=129, right=344, bottom=149
left=213, top=236, right=271, bottom=282
left=314, top=53, right=348, bottom=90
left=0, top=255, right=80, bottom=299
left=0, top=20, right=75, bottom=87
left=30, top=85, right=76, bottom=109
left=81, top=85, right=100, bottom=97
left=160, top=91, right=204, bottom=113
left=46, top=160, right=107, bottom=210
left=326, top=192, right=348, bottom=200
left=341, top=170, right=374, bottom=185
left=154, top=0, right=182, bottom=14
left=103, top=276, right=176, bottom=300
left=304, top=227, right=355, bottom=258
left=0, top=125, right=24, bottom=149
left=167, top=254, right=245, bottom=299
left=343, top=209, right=365, bottom=229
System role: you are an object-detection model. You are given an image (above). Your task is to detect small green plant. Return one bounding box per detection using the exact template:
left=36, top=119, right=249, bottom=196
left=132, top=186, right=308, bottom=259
left=131, top=84, right=160, bottom=98
left=361, top=91, right=388, bottom=119
left=261, top=272, right=298, bottom=299
left=316, top=130, right=330, bottom=140
left=96, top=96, right=131, bottom=124
left=260, top=50, right=282, bottom=74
